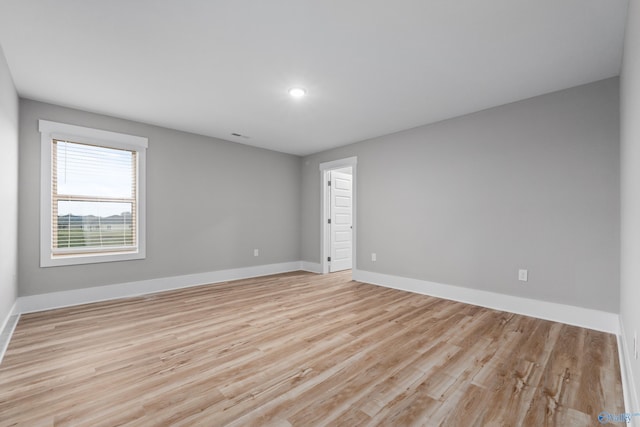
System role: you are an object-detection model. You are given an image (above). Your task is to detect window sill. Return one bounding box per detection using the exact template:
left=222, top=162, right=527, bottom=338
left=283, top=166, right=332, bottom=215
left=41, top=250, right=146, bottom=267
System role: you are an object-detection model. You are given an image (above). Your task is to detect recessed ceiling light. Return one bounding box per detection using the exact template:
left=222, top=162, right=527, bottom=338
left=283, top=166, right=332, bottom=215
left=288, top=87, right=306, bottom=98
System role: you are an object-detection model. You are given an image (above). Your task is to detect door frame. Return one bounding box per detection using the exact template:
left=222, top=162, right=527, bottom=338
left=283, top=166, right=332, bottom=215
left=319, top=156, right=357, bottom=274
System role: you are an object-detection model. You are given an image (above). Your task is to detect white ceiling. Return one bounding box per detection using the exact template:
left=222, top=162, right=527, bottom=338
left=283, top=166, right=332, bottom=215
left=0, top=0, right=629, bottom=156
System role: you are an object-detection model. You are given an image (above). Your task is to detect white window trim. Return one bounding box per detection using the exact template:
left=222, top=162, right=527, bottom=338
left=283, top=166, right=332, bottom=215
left=39, top=120, right=148, bottom=267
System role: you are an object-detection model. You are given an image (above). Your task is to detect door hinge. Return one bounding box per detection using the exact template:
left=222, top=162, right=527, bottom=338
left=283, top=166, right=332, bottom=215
left=327, top=257, right=331, bottom=262
left=328, top=218, right=331, bottom=224
left=328, top=180, right=331, bottom=186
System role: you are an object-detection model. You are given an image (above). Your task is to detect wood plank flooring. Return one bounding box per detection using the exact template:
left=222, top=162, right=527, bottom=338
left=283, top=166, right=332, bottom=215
left=0, top=271, right=623, bottom=426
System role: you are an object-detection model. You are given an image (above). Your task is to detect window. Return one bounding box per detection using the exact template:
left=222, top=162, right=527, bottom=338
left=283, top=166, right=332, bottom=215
left=39, top=120, right=147, bottom=267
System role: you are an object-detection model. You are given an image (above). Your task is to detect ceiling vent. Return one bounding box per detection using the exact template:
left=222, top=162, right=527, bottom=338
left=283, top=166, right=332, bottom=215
left=231, top=132, right=250, bottom=139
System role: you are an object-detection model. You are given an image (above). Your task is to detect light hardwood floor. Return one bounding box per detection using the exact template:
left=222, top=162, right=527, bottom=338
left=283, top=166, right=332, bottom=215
left=0, top=271, right=623, bottom=426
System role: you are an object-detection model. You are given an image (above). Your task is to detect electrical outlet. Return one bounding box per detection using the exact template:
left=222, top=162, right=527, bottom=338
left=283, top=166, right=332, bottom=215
left=371, top=253, right=377, bottom=262
left=254, top=249, right=259, bottom=257
left=518, top=269, right=528, bottom=282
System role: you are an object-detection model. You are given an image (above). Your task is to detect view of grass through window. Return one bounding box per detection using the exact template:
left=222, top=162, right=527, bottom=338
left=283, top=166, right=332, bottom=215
left=53, top=140, right=137, bottom=252
left=56, top=202, right=134, bottom=248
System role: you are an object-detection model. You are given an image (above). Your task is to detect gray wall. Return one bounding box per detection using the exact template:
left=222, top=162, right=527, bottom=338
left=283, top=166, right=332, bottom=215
left=620, top=0, right=640, bottom=407
left=302, top=78, right=620, bottom=313
left=19, top=100, right=301, bottom=296
left=0, top=45, right=18, bottom=322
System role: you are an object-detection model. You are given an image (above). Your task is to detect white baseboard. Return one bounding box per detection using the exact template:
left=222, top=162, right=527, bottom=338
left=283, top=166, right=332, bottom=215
left=300, top=261, right=322, bottom=274
left=18, top=261, right=302, bottom=314
left=6, top=264, right=630, bottom=404
left=0, top=301, right=18, bottom=336
left=0, top=301, right=20, bottom=364
left=352, top=269, right=620, bottom=334
left=619, top=319, right=640, bottom=424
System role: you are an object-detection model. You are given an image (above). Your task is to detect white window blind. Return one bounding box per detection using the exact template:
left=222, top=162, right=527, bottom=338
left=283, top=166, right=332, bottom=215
left=52, top=139, right=138, bottom=255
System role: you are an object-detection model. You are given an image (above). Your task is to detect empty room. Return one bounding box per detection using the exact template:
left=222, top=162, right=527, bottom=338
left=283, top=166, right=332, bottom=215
left=1, top=0, right=640, bottom=426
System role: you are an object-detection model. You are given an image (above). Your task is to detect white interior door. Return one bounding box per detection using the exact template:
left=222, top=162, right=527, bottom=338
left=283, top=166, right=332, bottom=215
left=330, top=170, right=352, bottom=272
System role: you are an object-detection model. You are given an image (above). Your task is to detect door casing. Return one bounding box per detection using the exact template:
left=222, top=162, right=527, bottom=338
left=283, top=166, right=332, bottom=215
left=319, top=157, right=357, bottom=274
